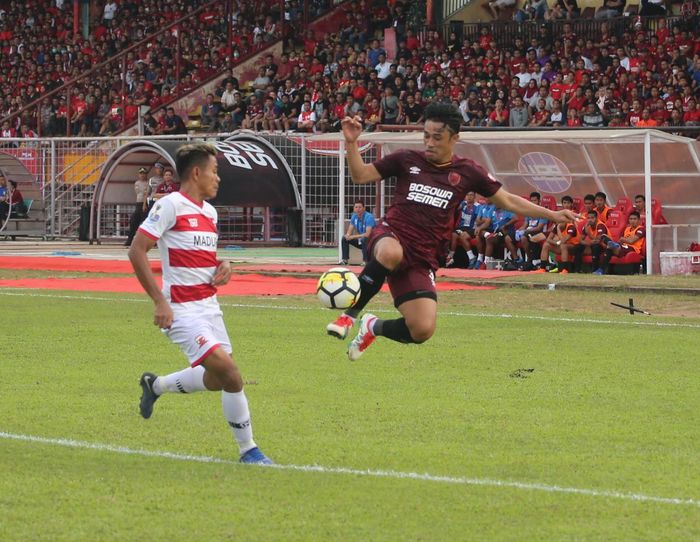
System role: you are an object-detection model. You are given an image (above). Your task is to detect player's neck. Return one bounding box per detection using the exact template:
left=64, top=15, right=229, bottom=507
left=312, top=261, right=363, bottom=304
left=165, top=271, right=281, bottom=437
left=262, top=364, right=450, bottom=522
left=429, top=153, right=453, bottom=167
left=179, top=185, right=204, bottom=206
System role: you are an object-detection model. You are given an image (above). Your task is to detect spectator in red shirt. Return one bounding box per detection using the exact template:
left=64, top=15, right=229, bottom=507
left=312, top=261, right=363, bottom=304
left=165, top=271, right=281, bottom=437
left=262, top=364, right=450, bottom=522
left=683, top=98, right=700, bottom=125
left=567, top=107, right=582, bottom=126
left=152, top=169, right=179, bottom=201
left=488, top=99, right=509, bottom=126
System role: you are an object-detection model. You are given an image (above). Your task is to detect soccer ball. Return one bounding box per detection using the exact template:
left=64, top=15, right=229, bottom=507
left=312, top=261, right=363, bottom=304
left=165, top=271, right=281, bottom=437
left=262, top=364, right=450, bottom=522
left=316, top=267, right=361, bottom=309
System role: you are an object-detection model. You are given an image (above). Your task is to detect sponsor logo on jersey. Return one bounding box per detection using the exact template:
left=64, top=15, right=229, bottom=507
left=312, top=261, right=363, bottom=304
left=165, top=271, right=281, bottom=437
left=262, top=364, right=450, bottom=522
left=188, top=218, right=198, bottom=228
left=193, top=234, right=217, bottom=247
left=409, top=166, right=421, bottom=175
left=406, top=182, right=453, bottom=209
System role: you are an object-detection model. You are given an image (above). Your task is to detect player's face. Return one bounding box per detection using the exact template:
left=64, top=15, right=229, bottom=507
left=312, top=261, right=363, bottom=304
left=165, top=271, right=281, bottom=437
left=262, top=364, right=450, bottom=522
left=465, top=191, right=475, bottom=204
left=197, top=155, right=220, bottom=199
left=423, top=120, right=458, bottom=164
left=587, top=214, right=597, bottom=226
left=634, top=197, right=644, bottom=211
left=628, top=215, right=639, bottom=227
left=164, top=171, right=173, bottom=183
left=562, top=200, right=572, bottom=210
left=583, top=200, right=594, bottom=213
left=595, top=196, right=606, bottom=209
left=353, top=202, right=365, bottom=215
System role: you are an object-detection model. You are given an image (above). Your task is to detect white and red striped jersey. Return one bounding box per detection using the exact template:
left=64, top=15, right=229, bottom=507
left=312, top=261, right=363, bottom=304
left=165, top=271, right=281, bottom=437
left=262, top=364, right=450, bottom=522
left=138, top=191, right=221, bottom=316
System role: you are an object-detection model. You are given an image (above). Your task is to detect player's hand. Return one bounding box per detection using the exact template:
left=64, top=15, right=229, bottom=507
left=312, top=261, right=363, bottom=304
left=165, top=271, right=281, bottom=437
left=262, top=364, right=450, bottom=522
left=154, top=299, right=173, bottom=329
left=341, top=115, right=363, bottom=143
left=551, top=209, right=581, bottom=223
left=212, top=260, right=232, bottom=286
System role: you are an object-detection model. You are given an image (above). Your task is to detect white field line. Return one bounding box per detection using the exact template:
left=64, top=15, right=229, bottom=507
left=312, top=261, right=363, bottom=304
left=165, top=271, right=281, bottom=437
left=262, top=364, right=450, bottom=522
left=1, top=431, right=698, bottom=508
left=1, top=289, right=699, bottom=329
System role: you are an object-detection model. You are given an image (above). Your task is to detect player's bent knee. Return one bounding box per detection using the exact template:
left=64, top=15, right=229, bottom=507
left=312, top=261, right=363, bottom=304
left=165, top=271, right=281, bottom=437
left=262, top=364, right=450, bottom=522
left=408, top=323, right=435, bottom=344
left=374, top=239, right=403, bottom=268
left=201, top=348, right=243, bottom=392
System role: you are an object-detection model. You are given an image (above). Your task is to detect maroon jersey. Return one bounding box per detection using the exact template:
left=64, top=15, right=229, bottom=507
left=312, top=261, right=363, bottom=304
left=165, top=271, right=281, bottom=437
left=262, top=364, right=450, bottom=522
left=373, top=149, right=501, bottom=268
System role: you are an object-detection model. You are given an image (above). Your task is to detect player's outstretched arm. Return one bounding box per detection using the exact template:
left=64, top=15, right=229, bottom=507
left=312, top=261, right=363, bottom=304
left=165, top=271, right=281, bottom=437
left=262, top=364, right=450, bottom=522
left=490, top=187, right=579, bottom=224
left=128, top=232, right=173, bottom=328
left=341, top=116, right=382, bottom=185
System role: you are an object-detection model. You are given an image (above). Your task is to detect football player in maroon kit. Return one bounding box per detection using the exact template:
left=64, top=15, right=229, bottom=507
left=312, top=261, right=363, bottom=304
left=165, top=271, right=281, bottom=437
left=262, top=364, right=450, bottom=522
left=327, top=103, right=580, bottom=360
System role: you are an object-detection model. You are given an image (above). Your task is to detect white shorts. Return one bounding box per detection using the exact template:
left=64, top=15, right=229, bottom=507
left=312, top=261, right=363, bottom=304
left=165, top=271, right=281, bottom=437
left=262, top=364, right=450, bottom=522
left=164, top=313, right=232, bottom=366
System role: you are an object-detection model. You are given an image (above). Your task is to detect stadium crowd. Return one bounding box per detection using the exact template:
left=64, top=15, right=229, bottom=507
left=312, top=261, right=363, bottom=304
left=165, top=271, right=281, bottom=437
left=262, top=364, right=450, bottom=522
left=0, top=0, right=698, bottom=139
left=199, top=1, right=700, bottom=136
left=0, top=0, right=328, bottom=137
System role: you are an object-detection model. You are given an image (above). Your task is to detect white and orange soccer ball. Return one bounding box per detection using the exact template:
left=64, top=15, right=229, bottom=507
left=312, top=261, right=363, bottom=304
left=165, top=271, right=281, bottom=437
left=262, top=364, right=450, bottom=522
left=316, top=267, right=360, bottom=309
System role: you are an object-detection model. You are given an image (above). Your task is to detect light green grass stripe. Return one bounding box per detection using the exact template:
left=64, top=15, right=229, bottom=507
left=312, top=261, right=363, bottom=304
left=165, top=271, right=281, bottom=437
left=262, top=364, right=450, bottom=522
left=1, top=290, right=698, bottom=329
left=2, top=431, right=699, bottom=508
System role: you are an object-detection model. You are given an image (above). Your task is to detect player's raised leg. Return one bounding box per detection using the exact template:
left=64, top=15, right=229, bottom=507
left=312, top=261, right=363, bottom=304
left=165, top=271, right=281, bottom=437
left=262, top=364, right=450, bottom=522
left=139, top=366, right=207, bottom=419
left=327, top=235, right=402, bottom=339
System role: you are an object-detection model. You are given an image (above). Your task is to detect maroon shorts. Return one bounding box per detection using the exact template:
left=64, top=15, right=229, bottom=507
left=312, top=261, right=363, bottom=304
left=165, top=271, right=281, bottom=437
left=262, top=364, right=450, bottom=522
left=366, top=221, right=438, bottom=308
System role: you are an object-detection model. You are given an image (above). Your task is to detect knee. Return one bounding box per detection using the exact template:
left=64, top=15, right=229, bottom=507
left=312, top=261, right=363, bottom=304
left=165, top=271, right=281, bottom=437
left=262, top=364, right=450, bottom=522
left=375, top=243, right=403, bottom=269
left=408, top=322, right=435, bottom=344
left=203, top=350, right=243, bottom=391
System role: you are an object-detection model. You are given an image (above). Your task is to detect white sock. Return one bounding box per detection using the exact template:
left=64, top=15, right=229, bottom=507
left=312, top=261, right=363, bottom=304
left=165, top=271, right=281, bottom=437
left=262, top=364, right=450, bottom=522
left=154, top=366, right=207, bottom=394
left=222, top=390, right=256, bottom=454
left=533, top=259, right=541, bottom=266
left=485, top=256, right=493, bottom=263
left=477, top=254, right=484, bottom=262
left=468, top=249, right=476, bottom=259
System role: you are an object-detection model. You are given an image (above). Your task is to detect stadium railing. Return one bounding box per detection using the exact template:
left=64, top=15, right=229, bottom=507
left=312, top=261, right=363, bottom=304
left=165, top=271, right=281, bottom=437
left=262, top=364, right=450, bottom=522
left=438, top=14, right=679, bottom=47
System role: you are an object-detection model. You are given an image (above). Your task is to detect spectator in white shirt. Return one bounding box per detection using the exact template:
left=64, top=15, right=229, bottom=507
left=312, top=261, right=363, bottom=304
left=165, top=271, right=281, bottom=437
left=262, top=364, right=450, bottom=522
left=515, top=64, right=533, bottom=87
left=375, top=54, right=392, bottom=81
left=103, top=0, right=118, bottom=22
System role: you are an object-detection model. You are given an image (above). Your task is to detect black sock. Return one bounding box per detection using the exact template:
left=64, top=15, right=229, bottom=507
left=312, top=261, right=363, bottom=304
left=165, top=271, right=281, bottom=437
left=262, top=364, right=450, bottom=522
left=345, top=259, right=390, bottom=318
left=374, top=317, right=417, bottom=344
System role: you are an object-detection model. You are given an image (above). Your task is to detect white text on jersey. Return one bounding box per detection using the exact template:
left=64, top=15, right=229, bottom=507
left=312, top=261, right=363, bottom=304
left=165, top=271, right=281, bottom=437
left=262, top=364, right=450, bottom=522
left=406, top=182, right=453, bottom=209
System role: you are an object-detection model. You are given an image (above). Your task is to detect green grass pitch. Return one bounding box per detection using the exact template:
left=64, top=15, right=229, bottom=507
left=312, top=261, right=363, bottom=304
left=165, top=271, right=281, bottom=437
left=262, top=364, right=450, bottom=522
left=1, top=285, right=699, bottom=541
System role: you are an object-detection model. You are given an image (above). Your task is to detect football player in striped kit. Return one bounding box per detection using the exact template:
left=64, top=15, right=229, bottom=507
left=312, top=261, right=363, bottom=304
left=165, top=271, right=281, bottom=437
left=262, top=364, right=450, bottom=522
left=129, top=142, right=272, bottom=465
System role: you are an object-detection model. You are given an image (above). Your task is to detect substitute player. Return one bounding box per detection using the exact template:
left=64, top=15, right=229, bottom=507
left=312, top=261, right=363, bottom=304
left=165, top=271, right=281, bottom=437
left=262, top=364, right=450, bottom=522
left=327, top=103, right=579, bottom=360
left=128, top=142, right=272, bottom=465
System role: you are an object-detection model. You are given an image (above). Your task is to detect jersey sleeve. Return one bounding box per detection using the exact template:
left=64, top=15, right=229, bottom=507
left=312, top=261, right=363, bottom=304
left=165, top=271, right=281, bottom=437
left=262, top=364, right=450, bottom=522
left=373, top=150, right=409, bottom=179
left=467, top=161, right=502, bottom=198
left=366, top=213, right=377, bottom=227
left=138, top=197, right=176, bottom=241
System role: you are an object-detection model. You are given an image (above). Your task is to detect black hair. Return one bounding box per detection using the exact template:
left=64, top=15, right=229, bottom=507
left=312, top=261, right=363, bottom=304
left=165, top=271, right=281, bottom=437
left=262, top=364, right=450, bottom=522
left=9, top=180, right=17, bottom=188
left=353, top=199, right=365, bottom=206
left=595, top=191, right=607, bottom=200
left=629, top=211, right=640, bottom=218
left=634, top=194, right=645, bottom=201
left=424, top=102, right=462, bottom=135
left=530, top=191, right=541, bottom=200
left=175, top=142, right=216, bottom=180
left=588, top=210, right=599, bottom=217
left=584, top=194, right=595, bottom=203
left=562, top=195, right=573, bottom=204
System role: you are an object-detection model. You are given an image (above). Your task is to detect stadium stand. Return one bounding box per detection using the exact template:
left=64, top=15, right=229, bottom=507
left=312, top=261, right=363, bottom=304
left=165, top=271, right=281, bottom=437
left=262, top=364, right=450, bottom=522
left=0, top=0, right=697, bottom=140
